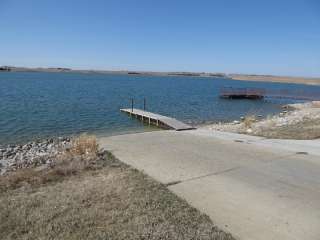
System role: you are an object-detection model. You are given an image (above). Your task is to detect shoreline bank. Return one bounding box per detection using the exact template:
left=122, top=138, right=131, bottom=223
left=1, top=100, right=319, bottom=171
left=229, top=74, right=320, bottom=86
left=0, top=137, right=72, bottom=175
left=2, top=66, right=320, bottom=86
left=200, top=101, right=320, bottom=140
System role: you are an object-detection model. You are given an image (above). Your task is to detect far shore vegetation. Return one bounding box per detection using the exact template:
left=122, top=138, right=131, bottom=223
left=1, top=65, right=320, bottom=86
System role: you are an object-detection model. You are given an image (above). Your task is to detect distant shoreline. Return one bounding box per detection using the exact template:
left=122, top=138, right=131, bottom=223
left=229, top=74, right=320, bottom=86
left=1, top=65, right=320, bottom=86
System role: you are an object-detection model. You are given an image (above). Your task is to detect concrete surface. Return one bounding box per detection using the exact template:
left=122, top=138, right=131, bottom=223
left=194, top=129, right=320, bottom=157
left=99, top=129, right=320, bottom=240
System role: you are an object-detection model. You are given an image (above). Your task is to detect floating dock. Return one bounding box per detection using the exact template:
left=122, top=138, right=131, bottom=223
left=220, top=87, right=320, bottom=101
left=220, top=87, right=266, bottom=99
left=120, top=108, right=196, bottom=131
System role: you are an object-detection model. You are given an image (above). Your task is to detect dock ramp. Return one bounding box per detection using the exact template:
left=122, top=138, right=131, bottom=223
left=120, top=108, right=195, bottom=131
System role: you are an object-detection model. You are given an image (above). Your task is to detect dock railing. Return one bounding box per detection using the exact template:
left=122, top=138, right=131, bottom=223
left=130, top=97, right=147, bottom=112
left=121, top=97, right=195, bottom=131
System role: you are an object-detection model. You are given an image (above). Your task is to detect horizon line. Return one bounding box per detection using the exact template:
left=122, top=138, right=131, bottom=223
left=1, top=64, right=320, bottom=79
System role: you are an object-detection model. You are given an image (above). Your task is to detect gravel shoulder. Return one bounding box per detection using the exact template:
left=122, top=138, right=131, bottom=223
left=201, top=101, right=320, bottom=140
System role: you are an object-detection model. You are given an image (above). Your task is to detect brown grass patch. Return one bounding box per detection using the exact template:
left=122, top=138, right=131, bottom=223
left=253, top=118, right=320, bottom=139
left=312, top=101, right=320, bottom=108
left=243, top=115, right=256, bottom=129
left=69, top=134, right=98, bottom=156
left=0, top=144, right=234, bottom=240
left=0, top=134, right=104, bottom=192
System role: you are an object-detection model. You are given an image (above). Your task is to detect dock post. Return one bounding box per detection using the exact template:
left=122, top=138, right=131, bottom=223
left=144, top=98, right=146, bottom=111
left=131, top=98, right=133, bottom=112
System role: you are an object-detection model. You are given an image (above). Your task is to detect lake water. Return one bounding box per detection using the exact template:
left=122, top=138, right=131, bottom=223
left=1, top=72, right=318, bottom=145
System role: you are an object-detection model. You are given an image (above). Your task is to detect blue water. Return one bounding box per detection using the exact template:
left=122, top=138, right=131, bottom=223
left=1, top=72, right=318, bottom=145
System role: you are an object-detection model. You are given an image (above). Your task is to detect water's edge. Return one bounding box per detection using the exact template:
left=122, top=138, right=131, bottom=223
left=1, top=71, right=317, bottom=145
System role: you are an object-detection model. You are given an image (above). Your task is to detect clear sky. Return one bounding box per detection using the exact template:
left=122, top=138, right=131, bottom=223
left=1, top=0, right=319, bottom=77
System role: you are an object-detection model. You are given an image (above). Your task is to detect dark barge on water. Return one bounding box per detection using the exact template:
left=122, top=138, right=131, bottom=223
left=220, top=87, right=266, bottom=99
left=220, top=87, right=320, bottom=101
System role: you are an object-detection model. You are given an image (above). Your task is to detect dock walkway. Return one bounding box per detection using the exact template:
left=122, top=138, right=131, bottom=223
left=120, top=108, right=195, bottom=131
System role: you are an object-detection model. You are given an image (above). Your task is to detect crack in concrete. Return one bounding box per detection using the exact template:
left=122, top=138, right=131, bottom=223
left=167, top=153, right=299, bottom=187
left=167, top=166, right=242, bottom=186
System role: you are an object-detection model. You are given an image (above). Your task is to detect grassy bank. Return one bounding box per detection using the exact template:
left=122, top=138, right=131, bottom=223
left=0, top=135, right=234, bottom=240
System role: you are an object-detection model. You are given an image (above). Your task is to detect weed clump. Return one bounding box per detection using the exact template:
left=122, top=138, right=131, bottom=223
left=0, top=134, right=109, bottom=192
left=243, top=115, right=256, bottom=129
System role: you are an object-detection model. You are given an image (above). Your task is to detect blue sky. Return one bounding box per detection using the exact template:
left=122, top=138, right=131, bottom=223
left=1, top=0, right=319, bottom=77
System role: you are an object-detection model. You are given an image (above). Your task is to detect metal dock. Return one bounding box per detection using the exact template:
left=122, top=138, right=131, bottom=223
left=120, top=108, right=196, bottom=131
left=220, top=87, right=320, bottom=101
left=220, top=87, right=265, bottom=99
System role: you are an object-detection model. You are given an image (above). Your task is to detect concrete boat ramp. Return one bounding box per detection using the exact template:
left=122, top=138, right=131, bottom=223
left=120, top=108, right=195, bottom=131
left=99, top=129, right=320, bottom=240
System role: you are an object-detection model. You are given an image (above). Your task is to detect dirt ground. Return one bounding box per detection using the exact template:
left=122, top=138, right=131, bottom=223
left=0, top=151, right=234, bottom=240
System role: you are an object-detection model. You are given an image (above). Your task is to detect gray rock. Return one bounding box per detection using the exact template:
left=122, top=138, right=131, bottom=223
left=0, top=136, right=73, bottom=175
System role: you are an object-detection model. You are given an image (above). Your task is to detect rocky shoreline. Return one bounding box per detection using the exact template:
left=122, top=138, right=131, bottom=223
left=0, top=137, right=72, bottom=175
left=201, top=101, right=320, bottom=139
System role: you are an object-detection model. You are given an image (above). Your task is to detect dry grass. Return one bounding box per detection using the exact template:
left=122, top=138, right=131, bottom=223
left=0, top=134, right=104, bottom=192
left=52, top=134, right=101, bottom=176
left=247, top=104, right=320, bottom=139
left=69, top=134, right=98, bottom=156
left=0, top=152, right=108, bottom=193
left=0, top=136, right=234, bottom=240
left=312, top=101, right=320, bottom=108
left=254, top=118, right=320, bottom=139
left=243, top=115, right=256, bottom=129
